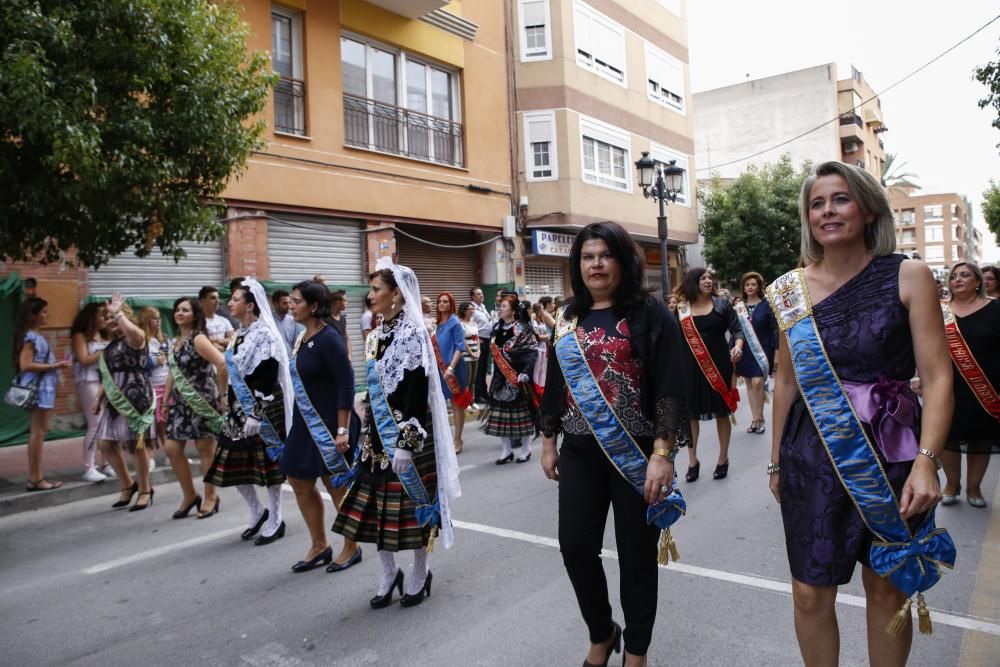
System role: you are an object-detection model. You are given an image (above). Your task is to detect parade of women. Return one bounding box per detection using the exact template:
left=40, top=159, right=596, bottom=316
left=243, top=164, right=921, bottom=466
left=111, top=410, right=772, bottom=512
left=13, top=161, right=1000, bottom=666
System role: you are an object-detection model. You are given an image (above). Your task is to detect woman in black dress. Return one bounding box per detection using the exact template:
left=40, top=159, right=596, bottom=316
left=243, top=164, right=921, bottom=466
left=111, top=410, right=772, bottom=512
left=540, top=221, right=686, bottom=667
left=282, top=281, right=361, bottom=573
left=332, top=262, right=460, bottom=608
left=941, top=262, right=1000, bottom=508
left=482, top=294, right=538, bottom=464
left=204, top=279, right=293, bottom=543
left=676, top=268, right=744, bottom=481
left=95, top=294, right=155, bottom=510
left=163, top=297, right=228, bottom=519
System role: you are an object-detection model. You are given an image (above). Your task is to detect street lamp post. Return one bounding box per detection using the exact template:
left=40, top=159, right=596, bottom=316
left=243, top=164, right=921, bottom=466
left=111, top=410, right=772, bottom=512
left=635, top=151, right=684, bottom=301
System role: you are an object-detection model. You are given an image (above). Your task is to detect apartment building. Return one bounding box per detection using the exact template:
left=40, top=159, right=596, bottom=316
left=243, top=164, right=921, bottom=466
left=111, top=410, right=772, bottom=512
left=1, top=0, right=514, bottom=432
left=890, top=191, right=973, bottom=281
left=512, top=0, right=698, bottom=298
left=694, top=63, right=887, bottom=182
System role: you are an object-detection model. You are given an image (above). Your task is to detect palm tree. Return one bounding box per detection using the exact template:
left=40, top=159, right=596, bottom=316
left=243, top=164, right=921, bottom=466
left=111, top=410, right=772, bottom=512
left=882, top=153, right=921, bottom=196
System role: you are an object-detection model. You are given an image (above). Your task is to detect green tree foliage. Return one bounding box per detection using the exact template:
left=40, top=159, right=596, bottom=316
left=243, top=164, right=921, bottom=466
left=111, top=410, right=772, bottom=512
left=983, top=180, right=1000, bottom=246
left=0, top=0, right=275, bottom=268
left=700, top=156, right=809, bottom=287
left=974, top=47, right=1000, bottom=147
left=882, top=153, right=920, bottom=196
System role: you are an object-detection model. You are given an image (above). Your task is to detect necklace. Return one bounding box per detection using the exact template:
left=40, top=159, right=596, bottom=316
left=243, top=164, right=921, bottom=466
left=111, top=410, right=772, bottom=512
left=302, top=322, right=326, bottom=349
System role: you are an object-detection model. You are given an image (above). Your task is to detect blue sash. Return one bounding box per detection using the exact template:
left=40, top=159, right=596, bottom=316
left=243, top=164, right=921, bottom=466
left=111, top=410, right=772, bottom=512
left=735, top=300, right=769, bottom=376
left=553, top=311, right=685, bottom=562
left=767, top=270, right=955, bottom=601
left=365, top=334, right=439, bottom=530
left=224, top=347, right=284, bottom=462
left=290, top=334, right=355, bottom=487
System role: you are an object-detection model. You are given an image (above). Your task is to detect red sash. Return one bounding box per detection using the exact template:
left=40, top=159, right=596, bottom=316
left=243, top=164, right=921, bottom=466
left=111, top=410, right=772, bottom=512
left=491, top=341, right=540, bottom=408
left=942, top=304, right=1000, bottom=423
left=678, top=300, right=739, bottom=413
left=431, top=333, right=473, bottom=409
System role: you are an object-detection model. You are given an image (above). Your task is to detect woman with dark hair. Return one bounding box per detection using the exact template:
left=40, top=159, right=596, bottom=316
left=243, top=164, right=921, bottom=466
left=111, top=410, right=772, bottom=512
left=434, top=291, right=471, bottom=454
left=333, top=262, right=460, bottom=608
left=540, top=220, right=686, bottom=667
left=12, top=297, right=71, bottom=491
left=163, top=297, right=228, bottom=519
left=482, top=293, right=539, bottom=464
left=282, top=280, right=362, bottom=572
left=940, top=262, right=999, bottom=508
left=71, top=302, right=112, bottom=482
left=676, top=268, right=744, bottom=481
left=768, top=161, right=954, bottom=664
left=734, top=271, right=777, bottom=435
left=981, top=265, right=999, bottom=299
left=458, top=302, right=481, bottom=407
left=205, top=280, right=294, bottom=544
left=94, top=294, right=156, bottom=509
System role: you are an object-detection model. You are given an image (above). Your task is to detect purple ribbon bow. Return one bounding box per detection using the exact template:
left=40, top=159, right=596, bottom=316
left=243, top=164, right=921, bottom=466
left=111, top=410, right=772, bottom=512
left=842, top=377, right=920, bottom=463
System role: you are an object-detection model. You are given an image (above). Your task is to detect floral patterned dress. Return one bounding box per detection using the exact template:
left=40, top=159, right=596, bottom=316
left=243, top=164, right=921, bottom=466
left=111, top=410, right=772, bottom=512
left=165, top=335, right=219, bottom=441
left=95, top=337, right=154, bottom=450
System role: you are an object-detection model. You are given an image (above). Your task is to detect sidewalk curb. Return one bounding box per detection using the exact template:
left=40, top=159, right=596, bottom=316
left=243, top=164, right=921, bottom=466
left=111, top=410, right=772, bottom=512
left=0, top=464, right=200, bottom=518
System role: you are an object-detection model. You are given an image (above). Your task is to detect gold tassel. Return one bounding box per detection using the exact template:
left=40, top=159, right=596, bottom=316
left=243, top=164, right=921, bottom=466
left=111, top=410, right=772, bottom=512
left=427, top=526, right=439, bottom=553
left=917, top=593, right=933, bottom=635
left=657, top=529, right=679, bottom=565
left=885, top=598, right=912, bottom=637
left=730, top=414, right=737, bottom=426
left=136, top=433, right=145, bottom=451
left=666, top=529, right=680, bottom=562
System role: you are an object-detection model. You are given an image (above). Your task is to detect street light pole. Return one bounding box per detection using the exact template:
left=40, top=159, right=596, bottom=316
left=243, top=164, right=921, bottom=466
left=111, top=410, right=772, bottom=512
left=635, top=151, right=683, bottom=304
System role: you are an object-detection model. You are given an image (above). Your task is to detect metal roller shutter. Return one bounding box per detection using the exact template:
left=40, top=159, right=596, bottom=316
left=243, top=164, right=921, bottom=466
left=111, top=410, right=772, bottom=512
left=87, top=240, right=224, bottom=299
left=267, top=214, right=367, bottom=385
left=396, top=227, right=480, bottom=306
left=524, top=262, right=566, bottom=301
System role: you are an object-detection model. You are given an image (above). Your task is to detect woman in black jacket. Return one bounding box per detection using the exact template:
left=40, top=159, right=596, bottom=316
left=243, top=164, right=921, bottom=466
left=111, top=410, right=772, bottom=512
left=540, top=221, right=687, bottom=667
left=675, top=268, right=745, bottom=482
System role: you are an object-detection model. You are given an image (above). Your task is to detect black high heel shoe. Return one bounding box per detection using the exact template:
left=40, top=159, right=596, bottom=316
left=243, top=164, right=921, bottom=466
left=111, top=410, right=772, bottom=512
left=582, top=621, right=622, bottom=667
left=241, top=508, right=269, bottom=540
left=254, top=521, right=285, bottom=546
left=370, top=569, right=404, bottom=608
left=400, top=571, right=433, bottom=607
left=112, top=481, right=139, bottom=509
left=685, top=461, right=700, bottom=483
left=196, top=496, right=220, bottom=519
left=756, top=421, right=766, bottom=435
left=713, top=461, right=729, bottom=480
left=495, top=453, right=514, bottom=465
left=173, top=494, right=202, bottom=519
left=128, top=489, right=154, bottom=512
left=292, top=546, right=333, bottom=573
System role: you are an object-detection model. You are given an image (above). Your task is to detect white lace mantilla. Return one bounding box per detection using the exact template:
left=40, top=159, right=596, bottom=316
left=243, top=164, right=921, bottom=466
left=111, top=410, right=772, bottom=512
left=375, top=314, right=429, bottom=396
left=231, top=320, right=279, bottom=378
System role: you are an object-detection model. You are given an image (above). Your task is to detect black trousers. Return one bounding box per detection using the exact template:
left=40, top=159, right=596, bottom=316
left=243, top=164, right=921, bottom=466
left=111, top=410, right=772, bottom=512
left=558, top=432, right=660, bottom=656
left=474, top=336, right=491, bottom=401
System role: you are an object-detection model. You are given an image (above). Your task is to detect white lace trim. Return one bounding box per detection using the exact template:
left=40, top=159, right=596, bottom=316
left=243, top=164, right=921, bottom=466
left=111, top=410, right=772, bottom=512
left=231, top=320, right=279, bottom=378
left=375, top=315, right=428, bottom=396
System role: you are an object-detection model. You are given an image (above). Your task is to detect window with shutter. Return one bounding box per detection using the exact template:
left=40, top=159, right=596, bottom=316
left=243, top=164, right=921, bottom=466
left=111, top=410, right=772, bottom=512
left=645, top=42, right=685, bottom=113
left=573, top=1, right=626, bottom=86
left=523, top=111, right=558, bottom=181
left=519, top=0, right=552, bottom=61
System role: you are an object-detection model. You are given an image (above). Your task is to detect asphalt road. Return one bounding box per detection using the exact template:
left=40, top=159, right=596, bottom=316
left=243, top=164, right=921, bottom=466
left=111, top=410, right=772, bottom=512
left=1, top=401, right=997, bottom=666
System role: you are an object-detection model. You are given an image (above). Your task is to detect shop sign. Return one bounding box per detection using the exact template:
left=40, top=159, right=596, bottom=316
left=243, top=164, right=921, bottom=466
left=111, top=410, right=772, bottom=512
left=532, top=230, right=574, bottom=257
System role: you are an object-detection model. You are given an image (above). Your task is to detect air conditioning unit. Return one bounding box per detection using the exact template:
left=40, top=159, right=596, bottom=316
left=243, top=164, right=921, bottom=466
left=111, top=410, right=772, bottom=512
left=843, top=141, right=859, bottom=154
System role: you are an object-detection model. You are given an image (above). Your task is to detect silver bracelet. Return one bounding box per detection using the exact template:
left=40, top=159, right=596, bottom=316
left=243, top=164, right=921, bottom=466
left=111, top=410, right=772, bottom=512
left=767, top=462, right=781, bottom=475
left=918, top=448, right=942, bottom=471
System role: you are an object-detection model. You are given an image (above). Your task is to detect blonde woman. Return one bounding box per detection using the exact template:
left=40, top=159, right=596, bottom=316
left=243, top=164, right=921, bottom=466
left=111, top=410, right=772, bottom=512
left=139, top=307, right=170, bottom=450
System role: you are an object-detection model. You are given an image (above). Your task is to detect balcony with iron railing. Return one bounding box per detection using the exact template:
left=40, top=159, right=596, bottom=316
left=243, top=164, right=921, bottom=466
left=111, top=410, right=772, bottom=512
left=343, top=93, right=464, bottom=167
left=274, top=77, right=306, bottom=136
left=839, top=113, right=865, bottom=142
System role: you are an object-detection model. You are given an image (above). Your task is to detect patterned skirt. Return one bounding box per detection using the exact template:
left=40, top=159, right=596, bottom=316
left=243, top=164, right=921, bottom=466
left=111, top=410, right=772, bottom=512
left=331, top=439, right=437, bottom=552
left=481, top=398, right=535, bottom=438
left=95, top=411, right=156, bottom=453
left=204, top=434, right=284, bottom=487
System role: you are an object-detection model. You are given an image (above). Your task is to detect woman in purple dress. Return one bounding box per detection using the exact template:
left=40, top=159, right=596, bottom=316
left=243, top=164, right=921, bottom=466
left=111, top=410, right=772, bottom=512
left=768, top=161, right=951, bottom=666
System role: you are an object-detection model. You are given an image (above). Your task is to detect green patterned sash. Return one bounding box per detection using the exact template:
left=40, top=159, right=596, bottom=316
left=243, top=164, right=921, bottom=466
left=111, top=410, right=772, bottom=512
left=98, top=349, right=156, bottom=448
left=168, top=348, right=223, bottom=435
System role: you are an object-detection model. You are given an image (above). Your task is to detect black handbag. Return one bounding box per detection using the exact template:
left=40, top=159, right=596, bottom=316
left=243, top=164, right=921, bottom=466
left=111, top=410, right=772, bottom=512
left=3, top=375, right=39, bottom=409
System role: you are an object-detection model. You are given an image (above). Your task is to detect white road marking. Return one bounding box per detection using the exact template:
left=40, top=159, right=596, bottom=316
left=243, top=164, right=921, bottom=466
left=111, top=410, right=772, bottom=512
left=82, top=527, right=244, bottom=574
left=453, top=520, right=1000, bottom=637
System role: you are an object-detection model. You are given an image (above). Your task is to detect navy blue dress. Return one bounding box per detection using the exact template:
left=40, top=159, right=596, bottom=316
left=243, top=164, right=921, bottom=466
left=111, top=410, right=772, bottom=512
left=778, top=254, right=924, bottom=587
left=280, top=326, right=356, bottom=480
left=734, top=299, right=778, bottom=378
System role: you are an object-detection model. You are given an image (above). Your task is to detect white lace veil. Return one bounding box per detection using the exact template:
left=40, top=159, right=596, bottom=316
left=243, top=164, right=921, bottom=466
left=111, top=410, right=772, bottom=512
left=241, top=278, right=294, bottom=430
left=375, top=256, right=462, bottom=549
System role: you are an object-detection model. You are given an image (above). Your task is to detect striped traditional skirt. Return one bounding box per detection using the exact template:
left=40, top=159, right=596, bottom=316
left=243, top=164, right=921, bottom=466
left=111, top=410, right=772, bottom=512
left=204, top=435, right=284, bottom=487
left=331, top=438, right=437, bottom=552
left=481, top=398, right=534, bottom=438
